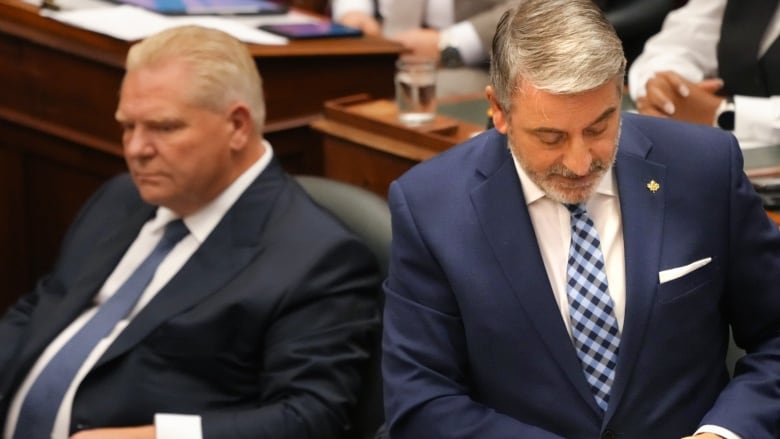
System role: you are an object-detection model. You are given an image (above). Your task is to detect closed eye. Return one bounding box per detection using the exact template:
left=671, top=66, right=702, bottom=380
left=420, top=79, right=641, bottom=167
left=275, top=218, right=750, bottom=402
left=584, top=123, right=607, bottom=137
left=536, top=130, right=566, bottom=146
left=584, top=108, right=616, bottom=137
left=119, top=122, right=135, bottom=132
left=149, top=120, right=185, bottom=133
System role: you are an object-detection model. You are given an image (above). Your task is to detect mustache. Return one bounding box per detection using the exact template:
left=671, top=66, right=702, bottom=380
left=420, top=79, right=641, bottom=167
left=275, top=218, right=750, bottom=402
left=546, top=159, right=611, bottom=178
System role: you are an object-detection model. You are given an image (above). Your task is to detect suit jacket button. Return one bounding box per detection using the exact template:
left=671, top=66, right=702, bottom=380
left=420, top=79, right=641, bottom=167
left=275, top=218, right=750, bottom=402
left=602, top=430, right=616, bottom=439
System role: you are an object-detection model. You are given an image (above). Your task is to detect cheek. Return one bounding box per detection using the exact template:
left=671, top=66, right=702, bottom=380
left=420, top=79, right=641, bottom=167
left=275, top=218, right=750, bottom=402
left=188, top=141, right=233, bottom=180
left=155, top=137, right=209, bottom=181
left=510, top=132, right=561, bottom=171
left=525, top=154, right=561, bottom=175
left=591, top=137, right=619, bottom=164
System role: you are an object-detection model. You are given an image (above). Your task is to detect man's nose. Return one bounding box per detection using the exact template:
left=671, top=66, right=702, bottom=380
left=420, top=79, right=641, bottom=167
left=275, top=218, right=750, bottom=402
left=562, top=140, right=592, bottom=176
left=123, top=128, right=154, bottom=158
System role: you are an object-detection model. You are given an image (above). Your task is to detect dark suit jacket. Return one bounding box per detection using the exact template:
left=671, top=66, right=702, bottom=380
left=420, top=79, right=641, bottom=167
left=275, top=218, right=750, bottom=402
left=718, top=0, right=780, bottom=97
left=382, top=113, right=780, bottom=438
left=0, top=159, right=381, bottom=438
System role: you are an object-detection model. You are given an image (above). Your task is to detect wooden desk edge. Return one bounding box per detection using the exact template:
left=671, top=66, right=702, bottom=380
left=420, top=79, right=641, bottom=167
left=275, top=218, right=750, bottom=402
left=311, top=118, right=439, bottom=162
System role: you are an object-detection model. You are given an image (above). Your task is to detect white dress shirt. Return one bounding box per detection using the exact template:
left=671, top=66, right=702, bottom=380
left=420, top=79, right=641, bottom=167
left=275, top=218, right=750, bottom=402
left=331, top=0, right=485, bottom=65
left=511, top=153, right=740, bottom=439
left=628, top=0, right=780, bottom=147
left=4, top=143, right=274, bottom=439
left=512, top=157, right=626, bottom=334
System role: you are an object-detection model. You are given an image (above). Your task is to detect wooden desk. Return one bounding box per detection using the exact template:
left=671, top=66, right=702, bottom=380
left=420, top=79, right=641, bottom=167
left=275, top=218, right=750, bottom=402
left=311, top=94, right=485, bottom=197
left=0, top=0, right=401, bottom=309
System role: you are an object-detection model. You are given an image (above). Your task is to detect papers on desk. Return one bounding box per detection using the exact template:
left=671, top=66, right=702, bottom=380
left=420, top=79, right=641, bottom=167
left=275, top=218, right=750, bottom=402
left=41, top=3, right=304, bottom=44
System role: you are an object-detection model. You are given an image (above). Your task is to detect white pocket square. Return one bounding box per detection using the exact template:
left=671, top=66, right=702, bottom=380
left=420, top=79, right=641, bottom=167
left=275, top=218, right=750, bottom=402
left=658, top=257, right=712, bottom=284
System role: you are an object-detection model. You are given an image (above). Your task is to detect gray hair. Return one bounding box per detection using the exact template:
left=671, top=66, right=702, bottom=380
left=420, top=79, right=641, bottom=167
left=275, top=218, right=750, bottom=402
left=490, top=0, right=626, bottom=112
left=126, top=25, right=265, bottom=133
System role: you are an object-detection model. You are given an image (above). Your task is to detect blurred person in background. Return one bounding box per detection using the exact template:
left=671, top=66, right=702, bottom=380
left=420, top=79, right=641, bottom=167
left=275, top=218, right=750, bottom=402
left=332, top=0, right=513, bottom=97
left=629, top=0, right=780, bottom=147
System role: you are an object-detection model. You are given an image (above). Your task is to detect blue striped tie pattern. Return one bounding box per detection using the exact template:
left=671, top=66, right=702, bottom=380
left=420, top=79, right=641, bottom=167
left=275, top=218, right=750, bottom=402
left=565, top=204, right=620, bottom=413
left=13, top=219, right=189, bottom=439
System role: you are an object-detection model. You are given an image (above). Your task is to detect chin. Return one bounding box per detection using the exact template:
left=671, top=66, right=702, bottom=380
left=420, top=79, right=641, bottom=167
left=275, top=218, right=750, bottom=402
left=136, top=189, right=169, bottom=207
left=542, top=185, right=595, bottom=205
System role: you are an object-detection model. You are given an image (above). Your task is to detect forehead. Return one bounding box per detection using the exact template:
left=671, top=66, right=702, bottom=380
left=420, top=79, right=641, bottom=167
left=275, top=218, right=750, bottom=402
left=117, top=61, right=195, bottom=119
left=123, top=59, right=192, bottom=93
left=512, top=79, right=622, bottom=127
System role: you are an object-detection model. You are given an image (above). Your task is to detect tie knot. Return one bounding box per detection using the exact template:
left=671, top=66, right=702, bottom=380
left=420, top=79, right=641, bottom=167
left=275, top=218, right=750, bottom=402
left=564, top=203, right=586, bottom=217
left=162, top=219, right=189, bottom=245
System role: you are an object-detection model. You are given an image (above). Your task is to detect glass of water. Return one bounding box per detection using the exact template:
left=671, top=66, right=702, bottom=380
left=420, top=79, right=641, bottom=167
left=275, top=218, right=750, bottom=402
left=395, top=56, right=437, bottom=126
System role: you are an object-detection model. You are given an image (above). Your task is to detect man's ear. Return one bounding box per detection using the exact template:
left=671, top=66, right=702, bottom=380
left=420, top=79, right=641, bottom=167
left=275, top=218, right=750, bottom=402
left=486, top=85, right=508, bottom=134
left=226, top=103, right=252, bottom=150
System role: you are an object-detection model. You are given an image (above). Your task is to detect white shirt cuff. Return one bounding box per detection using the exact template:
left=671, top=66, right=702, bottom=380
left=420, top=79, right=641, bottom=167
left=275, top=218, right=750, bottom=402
left=733, top=95, right=780, bottom=147
left=696, top=424, right=743, bottom=439
left=155, top=413, right=203, bottom=439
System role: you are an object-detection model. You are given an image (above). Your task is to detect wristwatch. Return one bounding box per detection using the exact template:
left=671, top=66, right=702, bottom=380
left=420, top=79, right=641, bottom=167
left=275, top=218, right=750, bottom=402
left=714, top=98, right=735, bottom=131
left=439, top=29, right=464, bottom=68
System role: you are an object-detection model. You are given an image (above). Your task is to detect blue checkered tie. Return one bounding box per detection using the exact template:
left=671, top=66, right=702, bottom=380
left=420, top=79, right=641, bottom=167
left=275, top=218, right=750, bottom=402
left=13, top=219, right=189, bottom=439
left=565, top=204, right=620, bottom=413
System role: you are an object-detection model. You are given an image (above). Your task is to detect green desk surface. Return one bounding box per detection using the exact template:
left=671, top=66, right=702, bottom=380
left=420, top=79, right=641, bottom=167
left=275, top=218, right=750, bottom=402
left=438, top=97, right=490, bottom=127
left=743, top=145, right=780, bottom=171
left=436, top=95, right=780, bottom=175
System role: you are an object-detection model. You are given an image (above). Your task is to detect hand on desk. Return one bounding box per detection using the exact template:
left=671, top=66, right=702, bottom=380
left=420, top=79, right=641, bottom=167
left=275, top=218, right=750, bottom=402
left=335, top=11, right=440, bottom=62
left=336, top=11, right=382, bottom=36
left=636, top=71, right=725, bottom=127
left=70, top=425, right=154, bottom=439
left=391, top=28, right=440, bottom=61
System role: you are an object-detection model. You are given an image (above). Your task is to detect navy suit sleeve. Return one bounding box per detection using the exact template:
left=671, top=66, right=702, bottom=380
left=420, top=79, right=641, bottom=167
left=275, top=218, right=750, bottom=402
left=198, top=236, right=381, bottom=439
left=382, top=181, right=565, bottom=439
left=699, top=134, right=780, bottom=438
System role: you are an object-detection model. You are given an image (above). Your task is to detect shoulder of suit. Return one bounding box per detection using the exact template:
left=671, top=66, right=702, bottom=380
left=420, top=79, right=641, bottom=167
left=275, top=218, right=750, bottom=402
left=396, top=129, right=506, bottom=188
left=620, top=112, right=737, bottom=165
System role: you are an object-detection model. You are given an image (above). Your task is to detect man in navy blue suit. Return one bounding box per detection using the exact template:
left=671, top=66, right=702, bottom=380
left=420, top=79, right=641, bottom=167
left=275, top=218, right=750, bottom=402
left=0, top=25, right=380, bottom=439
left=382, top=0, right=780, bottom=438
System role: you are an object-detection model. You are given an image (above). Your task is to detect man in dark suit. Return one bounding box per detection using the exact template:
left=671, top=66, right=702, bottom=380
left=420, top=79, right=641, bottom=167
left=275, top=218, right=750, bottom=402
left=382, top=1, right=780, bottom=438
left=0, top=25, right=380, bottom=439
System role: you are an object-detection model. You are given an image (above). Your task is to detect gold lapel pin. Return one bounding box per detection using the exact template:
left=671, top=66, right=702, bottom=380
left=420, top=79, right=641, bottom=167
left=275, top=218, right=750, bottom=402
left=647, top=179, right=660, bottom=193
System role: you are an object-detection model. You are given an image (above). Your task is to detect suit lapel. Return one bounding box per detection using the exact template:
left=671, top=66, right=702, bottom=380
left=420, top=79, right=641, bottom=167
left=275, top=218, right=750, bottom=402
left=469, top=133, right=603, bottom=415
left=603, top=120, right=666, bottom=423
left=95, top=161, right=286, bottom=368
left=18, top=203, right=155, bottom=366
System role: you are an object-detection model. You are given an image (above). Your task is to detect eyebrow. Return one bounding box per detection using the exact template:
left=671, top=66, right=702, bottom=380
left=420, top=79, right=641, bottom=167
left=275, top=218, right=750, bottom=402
left=589, top=107, right=618, bottom=126
left=527, top=106, right=619, bottom=136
